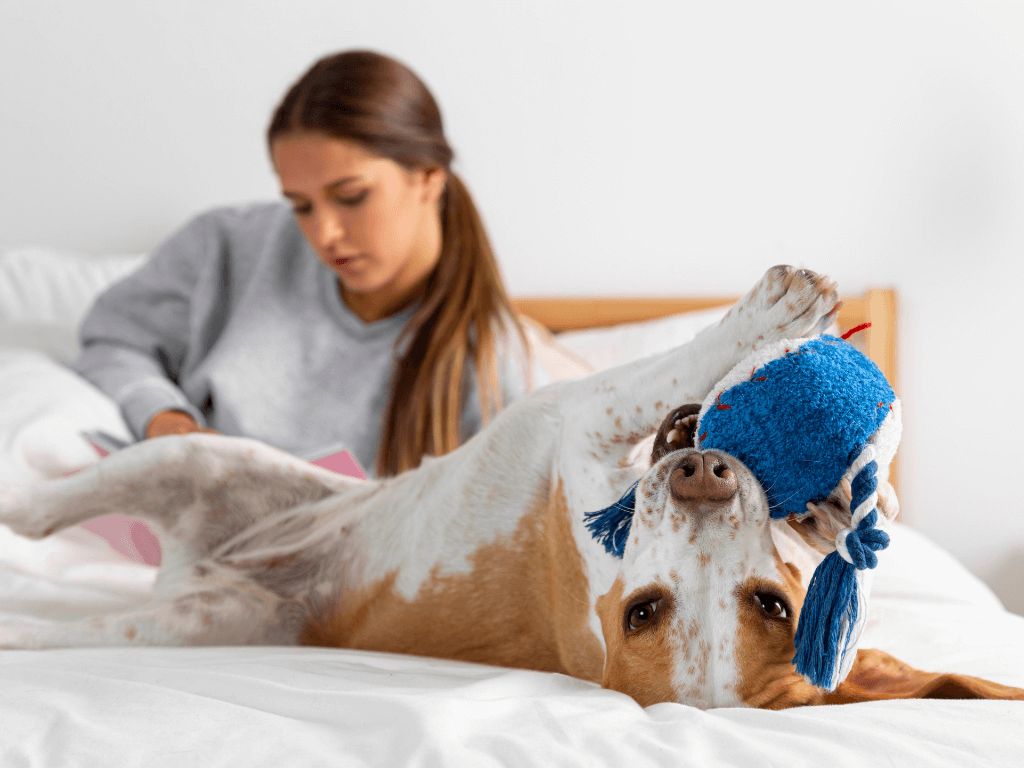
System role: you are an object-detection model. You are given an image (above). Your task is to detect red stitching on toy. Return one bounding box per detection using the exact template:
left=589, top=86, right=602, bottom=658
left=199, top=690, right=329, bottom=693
left=700, top=431, right=708, bottom=441
left=716, top=394, right=731, bottom=410
left=753, top=376, right=767, bottom=382
left=842, top=322, right=871, bottom=340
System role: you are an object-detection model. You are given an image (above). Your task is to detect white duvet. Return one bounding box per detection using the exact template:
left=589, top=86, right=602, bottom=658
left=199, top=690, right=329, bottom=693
left=2, top=249, right=1023, bottom=767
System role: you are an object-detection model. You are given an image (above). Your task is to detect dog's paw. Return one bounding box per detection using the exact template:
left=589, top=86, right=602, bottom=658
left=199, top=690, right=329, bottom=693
left=728, top=265, right=841, bottom=349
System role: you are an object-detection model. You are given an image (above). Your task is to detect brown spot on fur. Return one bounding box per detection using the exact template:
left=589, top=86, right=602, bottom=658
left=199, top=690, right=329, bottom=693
left=606, top=407, right=613, bottom=415
left=614, top=416, right=623, bottom=430
left=194, top=565, right=210, bottom=577
left=124, top=626, right=137, bottom=640
left=698, top=552, right=711, bottom=567
left=609, top=430, right=648, bottom=446
left=687, top=617, right=700, bottom=640
left=301, top=480, right=603, bottom=683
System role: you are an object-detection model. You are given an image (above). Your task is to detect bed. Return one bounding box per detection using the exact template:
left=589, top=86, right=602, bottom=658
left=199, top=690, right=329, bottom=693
left=1, top=248, right=1022, bottom=767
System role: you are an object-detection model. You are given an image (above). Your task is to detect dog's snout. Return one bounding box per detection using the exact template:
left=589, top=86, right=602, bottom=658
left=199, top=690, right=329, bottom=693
left=669, top=453, right=738, bottom=502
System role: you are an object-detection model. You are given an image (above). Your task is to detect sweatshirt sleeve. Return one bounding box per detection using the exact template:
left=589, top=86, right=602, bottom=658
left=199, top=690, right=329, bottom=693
left=72, top=213, right=215, bottom=438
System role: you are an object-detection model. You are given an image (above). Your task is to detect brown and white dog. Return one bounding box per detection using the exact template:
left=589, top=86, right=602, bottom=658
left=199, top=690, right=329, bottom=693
left=1, top=266, right=1021, bottom=709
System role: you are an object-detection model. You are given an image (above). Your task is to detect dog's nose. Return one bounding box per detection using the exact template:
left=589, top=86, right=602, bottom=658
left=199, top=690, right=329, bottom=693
left=669, top=453, right=737, bottom=502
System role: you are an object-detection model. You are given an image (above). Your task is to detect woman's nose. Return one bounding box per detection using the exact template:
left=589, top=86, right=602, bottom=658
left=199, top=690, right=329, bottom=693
left=314, top=212, right=346, bottom=248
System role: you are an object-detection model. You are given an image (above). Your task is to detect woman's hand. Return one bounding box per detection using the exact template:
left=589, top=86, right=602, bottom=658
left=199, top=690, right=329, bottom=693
left=145, top=410, right=218, bottom=439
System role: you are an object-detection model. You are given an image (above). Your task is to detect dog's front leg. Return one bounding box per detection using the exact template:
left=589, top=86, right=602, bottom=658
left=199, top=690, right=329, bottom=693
left=557, top=266, right=840, bottom=509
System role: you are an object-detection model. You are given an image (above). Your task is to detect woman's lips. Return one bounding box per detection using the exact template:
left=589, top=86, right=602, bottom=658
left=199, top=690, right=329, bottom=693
left=332, top=254, right=364, bottom=268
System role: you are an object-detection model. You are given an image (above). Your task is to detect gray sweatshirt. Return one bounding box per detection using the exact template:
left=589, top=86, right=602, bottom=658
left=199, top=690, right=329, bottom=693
left=73, top=202, right=543, bottom=475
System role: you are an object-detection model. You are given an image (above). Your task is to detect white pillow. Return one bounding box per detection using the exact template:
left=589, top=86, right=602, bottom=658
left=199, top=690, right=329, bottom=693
left=554, top=305, right=730, bottom=372
left=0, top=248, right=145, bottom=362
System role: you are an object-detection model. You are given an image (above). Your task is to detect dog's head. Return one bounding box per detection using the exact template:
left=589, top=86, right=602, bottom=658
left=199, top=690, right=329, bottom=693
left=594, top=404, right=1024, bottom=709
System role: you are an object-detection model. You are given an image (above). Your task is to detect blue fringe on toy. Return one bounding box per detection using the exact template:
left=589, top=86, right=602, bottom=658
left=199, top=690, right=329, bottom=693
left=583, top=481, right=639, bottom=558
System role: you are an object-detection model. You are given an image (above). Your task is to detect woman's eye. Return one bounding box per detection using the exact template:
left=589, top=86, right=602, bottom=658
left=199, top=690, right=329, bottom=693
left=754, top=591, right=789, bottom=620
left=335, top=190, right=368, bottom=207
left=290, top=204, right=312, bottom=216
left=627, top=601, right=658, bottom=631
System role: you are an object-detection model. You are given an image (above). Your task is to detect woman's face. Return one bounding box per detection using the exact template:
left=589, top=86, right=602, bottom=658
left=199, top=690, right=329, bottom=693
left=272, top=132, right=446, bottom=320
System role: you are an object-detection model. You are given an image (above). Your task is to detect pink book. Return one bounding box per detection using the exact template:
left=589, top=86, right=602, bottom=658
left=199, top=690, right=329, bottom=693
left=78, top=432, right=367, bottom=566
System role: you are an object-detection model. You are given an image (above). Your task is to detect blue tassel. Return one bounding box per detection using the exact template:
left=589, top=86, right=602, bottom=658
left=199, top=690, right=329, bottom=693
left=584, top=481, right=639, bottom=558
left=792, top=550, right=859, bottom=688
left=792, top=457, right=890, bottom=690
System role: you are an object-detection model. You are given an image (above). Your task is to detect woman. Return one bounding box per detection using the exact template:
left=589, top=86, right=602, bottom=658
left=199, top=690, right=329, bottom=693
left=74, top=50, right=587, bottom=477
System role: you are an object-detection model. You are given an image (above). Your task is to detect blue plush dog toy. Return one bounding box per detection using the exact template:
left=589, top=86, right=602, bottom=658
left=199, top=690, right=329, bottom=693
left=586, top=332, right=902, bottom=691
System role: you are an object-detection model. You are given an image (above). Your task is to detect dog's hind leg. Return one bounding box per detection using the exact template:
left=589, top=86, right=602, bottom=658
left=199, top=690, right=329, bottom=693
left=0, top=434, right=356, bottom=567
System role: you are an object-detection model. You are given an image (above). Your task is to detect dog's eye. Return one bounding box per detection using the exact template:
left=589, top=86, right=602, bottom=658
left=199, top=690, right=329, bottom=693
left=627, top=601, right=658, bottom=631
left=754, top=591, right=789, bottom=620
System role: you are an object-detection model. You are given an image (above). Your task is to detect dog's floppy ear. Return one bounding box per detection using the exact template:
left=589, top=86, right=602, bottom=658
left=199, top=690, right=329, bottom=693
left=825, top=648, right=1024, bottom=704
left=651, top=404, right=701, bottom=464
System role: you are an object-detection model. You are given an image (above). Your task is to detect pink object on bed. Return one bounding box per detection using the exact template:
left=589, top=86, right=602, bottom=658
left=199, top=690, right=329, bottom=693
left=308, top=448, right=368, bottom=479
left=80, top=515, right=162, bottom=565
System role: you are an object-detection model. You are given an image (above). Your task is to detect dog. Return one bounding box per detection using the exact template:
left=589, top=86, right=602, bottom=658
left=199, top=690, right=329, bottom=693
left=2, top=265, right=1022, bottom=709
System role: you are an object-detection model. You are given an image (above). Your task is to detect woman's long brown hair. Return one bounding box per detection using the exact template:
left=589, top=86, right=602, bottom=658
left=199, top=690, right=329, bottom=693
left=268, top=50, right=526, bottom=476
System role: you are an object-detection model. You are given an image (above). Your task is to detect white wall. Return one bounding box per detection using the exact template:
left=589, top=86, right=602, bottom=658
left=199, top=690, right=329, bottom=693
left=3, top=1, right=1024, bottom=610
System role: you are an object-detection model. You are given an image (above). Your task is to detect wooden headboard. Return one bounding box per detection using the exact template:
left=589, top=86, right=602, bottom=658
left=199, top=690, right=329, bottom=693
left=511, top=288, right=900, bottom=495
